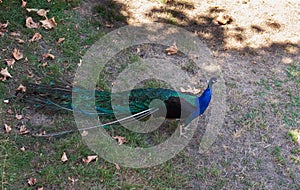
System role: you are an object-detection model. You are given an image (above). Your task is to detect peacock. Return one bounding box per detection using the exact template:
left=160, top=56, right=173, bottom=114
left=16, top=77, right=217, bottom=136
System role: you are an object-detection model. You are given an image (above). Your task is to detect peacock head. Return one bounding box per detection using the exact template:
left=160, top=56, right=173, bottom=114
left=207, top=77, right=217, bottom=88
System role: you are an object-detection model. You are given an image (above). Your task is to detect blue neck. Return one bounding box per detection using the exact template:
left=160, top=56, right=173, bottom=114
left=184, top=85, right=212, bottom=125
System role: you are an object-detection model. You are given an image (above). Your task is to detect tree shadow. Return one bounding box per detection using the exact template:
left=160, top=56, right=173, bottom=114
left=93, top=0, right=299, bottom=62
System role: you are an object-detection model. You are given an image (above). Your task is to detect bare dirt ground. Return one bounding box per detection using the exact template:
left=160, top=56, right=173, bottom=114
left=91, top=0, right=300, bottom=189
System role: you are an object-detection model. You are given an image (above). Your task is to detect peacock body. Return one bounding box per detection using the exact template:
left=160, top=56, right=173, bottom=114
left=18, top=77, right=217, bottom=134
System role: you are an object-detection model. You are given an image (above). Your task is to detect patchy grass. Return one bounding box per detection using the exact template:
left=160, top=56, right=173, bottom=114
left=0, top=1, right=195, bottom=189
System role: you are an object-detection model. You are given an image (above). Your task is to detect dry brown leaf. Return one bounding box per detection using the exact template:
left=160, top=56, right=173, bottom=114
left=0, top=0, right=2, bottom=4
left=25, top=17, right=39, bottom=28
left=10, top=32, right=21, bottom=37
left=5, top=58, right=15, bottom=68
left=0, top=67, right=12, bottom=81
left=19, top=125, right=29, bottom=134
left=213, top=13, right=232, bottom=25
left=29, top=32, right=42, bottom=42
left=21, top=0, right=27, bottom=8
left=41, top=62, right=47, bottom=67
left=40, top=17, right=57, bottom=30
left=42, top=53, right=55, bottom=60
left=27, top=70, right=34, bottom=78
left=61, top=152, right=68, bottom=162
left=0, top=21, right=8, bottom=31
left=4, top=123, right=11, bottom=133
left=37, top=187, right=44, bottom=190
left=15, top=114, right=23, bottom=120
left=81, top=130, right=88, bottom=136
left=27, top=177, right=37, bottom=186
left=114, top=163, right=120, bottom=170
left=37, top=9, right=49, bottom=18
left=7, top=109, right=13, bottom=114
left=68, top=177, right=78, bottom=185
left=57, top=37, right=65, bottom=44
left=20, top=146, right=26, bottom=151
left=105, top=22, right=114, bottom=28
left=15, top=38, right=25, bottom=44
left=113, top=135, right=127, bottom=145
left=12, top=48, right=23, bottom=60
left=82, top=155, right=98, bottom=164
left=17, top=84, right=26, bottom=92
left=165, top=43, right=178, bottom=55
left=180, top=86, right=201, bottom=94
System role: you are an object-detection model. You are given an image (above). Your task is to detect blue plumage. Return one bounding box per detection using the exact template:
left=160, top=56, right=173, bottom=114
left=183, top=77, right=216, bottom=125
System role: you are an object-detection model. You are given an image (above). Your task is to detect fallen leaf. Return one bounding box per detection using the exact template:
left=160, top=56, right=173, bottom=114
left=37, top=9, right=49, bottom=18
left=41, top=62, right=48, bottom=67
left=27, top=70, right=34, bottom=78
left=25, top=17, right=39, bottom=28
left=15, top=38, right=25, bottom=44
left=7, top=109, right=13, bottom=114
left=40, top=17, right=57, bottom=30
left=21, top=0, right=27, bottom=7
left=20, top=146, right=26, bottom=151
left=113, top=136, right=127, bottom=145
left=114, top=163, right=120, bottom=170
left=81, top=130, right=88, bottom=136
left=29, top=32, right=42, bottom=42
left=68, top=177, right=78, bottom=185
left=165, top=43, right=178, bottom=55
left=0, top=67, right=12, bottom=81
left=61, top=152, right=68, bottom=162
left=57, top=37, right=65, bottom=44
left=10, top=32, right=21, bottom=37
left=16, top=84, right=26, bottom=92
left=19, top=125, right=29, bottom=134
left=213, top=13, right=232, bottom=25
left=282, top=57, right=293, bottom=64
left=0, top=21, right=8, bottom=31
left=180, top=86, right=201, bottom=94
left=27, top=177, right=37, bottom=186
left=3, top=99, right=9, bottom=104
left=15, top=114, right=23, bottom=120
left=4, top=123, right=11, bottom=133
left=42, top=53, right=55, bottom=60
left=105, top=22, right=114, bottom=28
left=37, top=187, right=43, bottom=190
left=5, top=58, right=15, bottom=68
left=12, top=48, right=23, bottom=60
left=82, top=155, right=98, bottom=164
